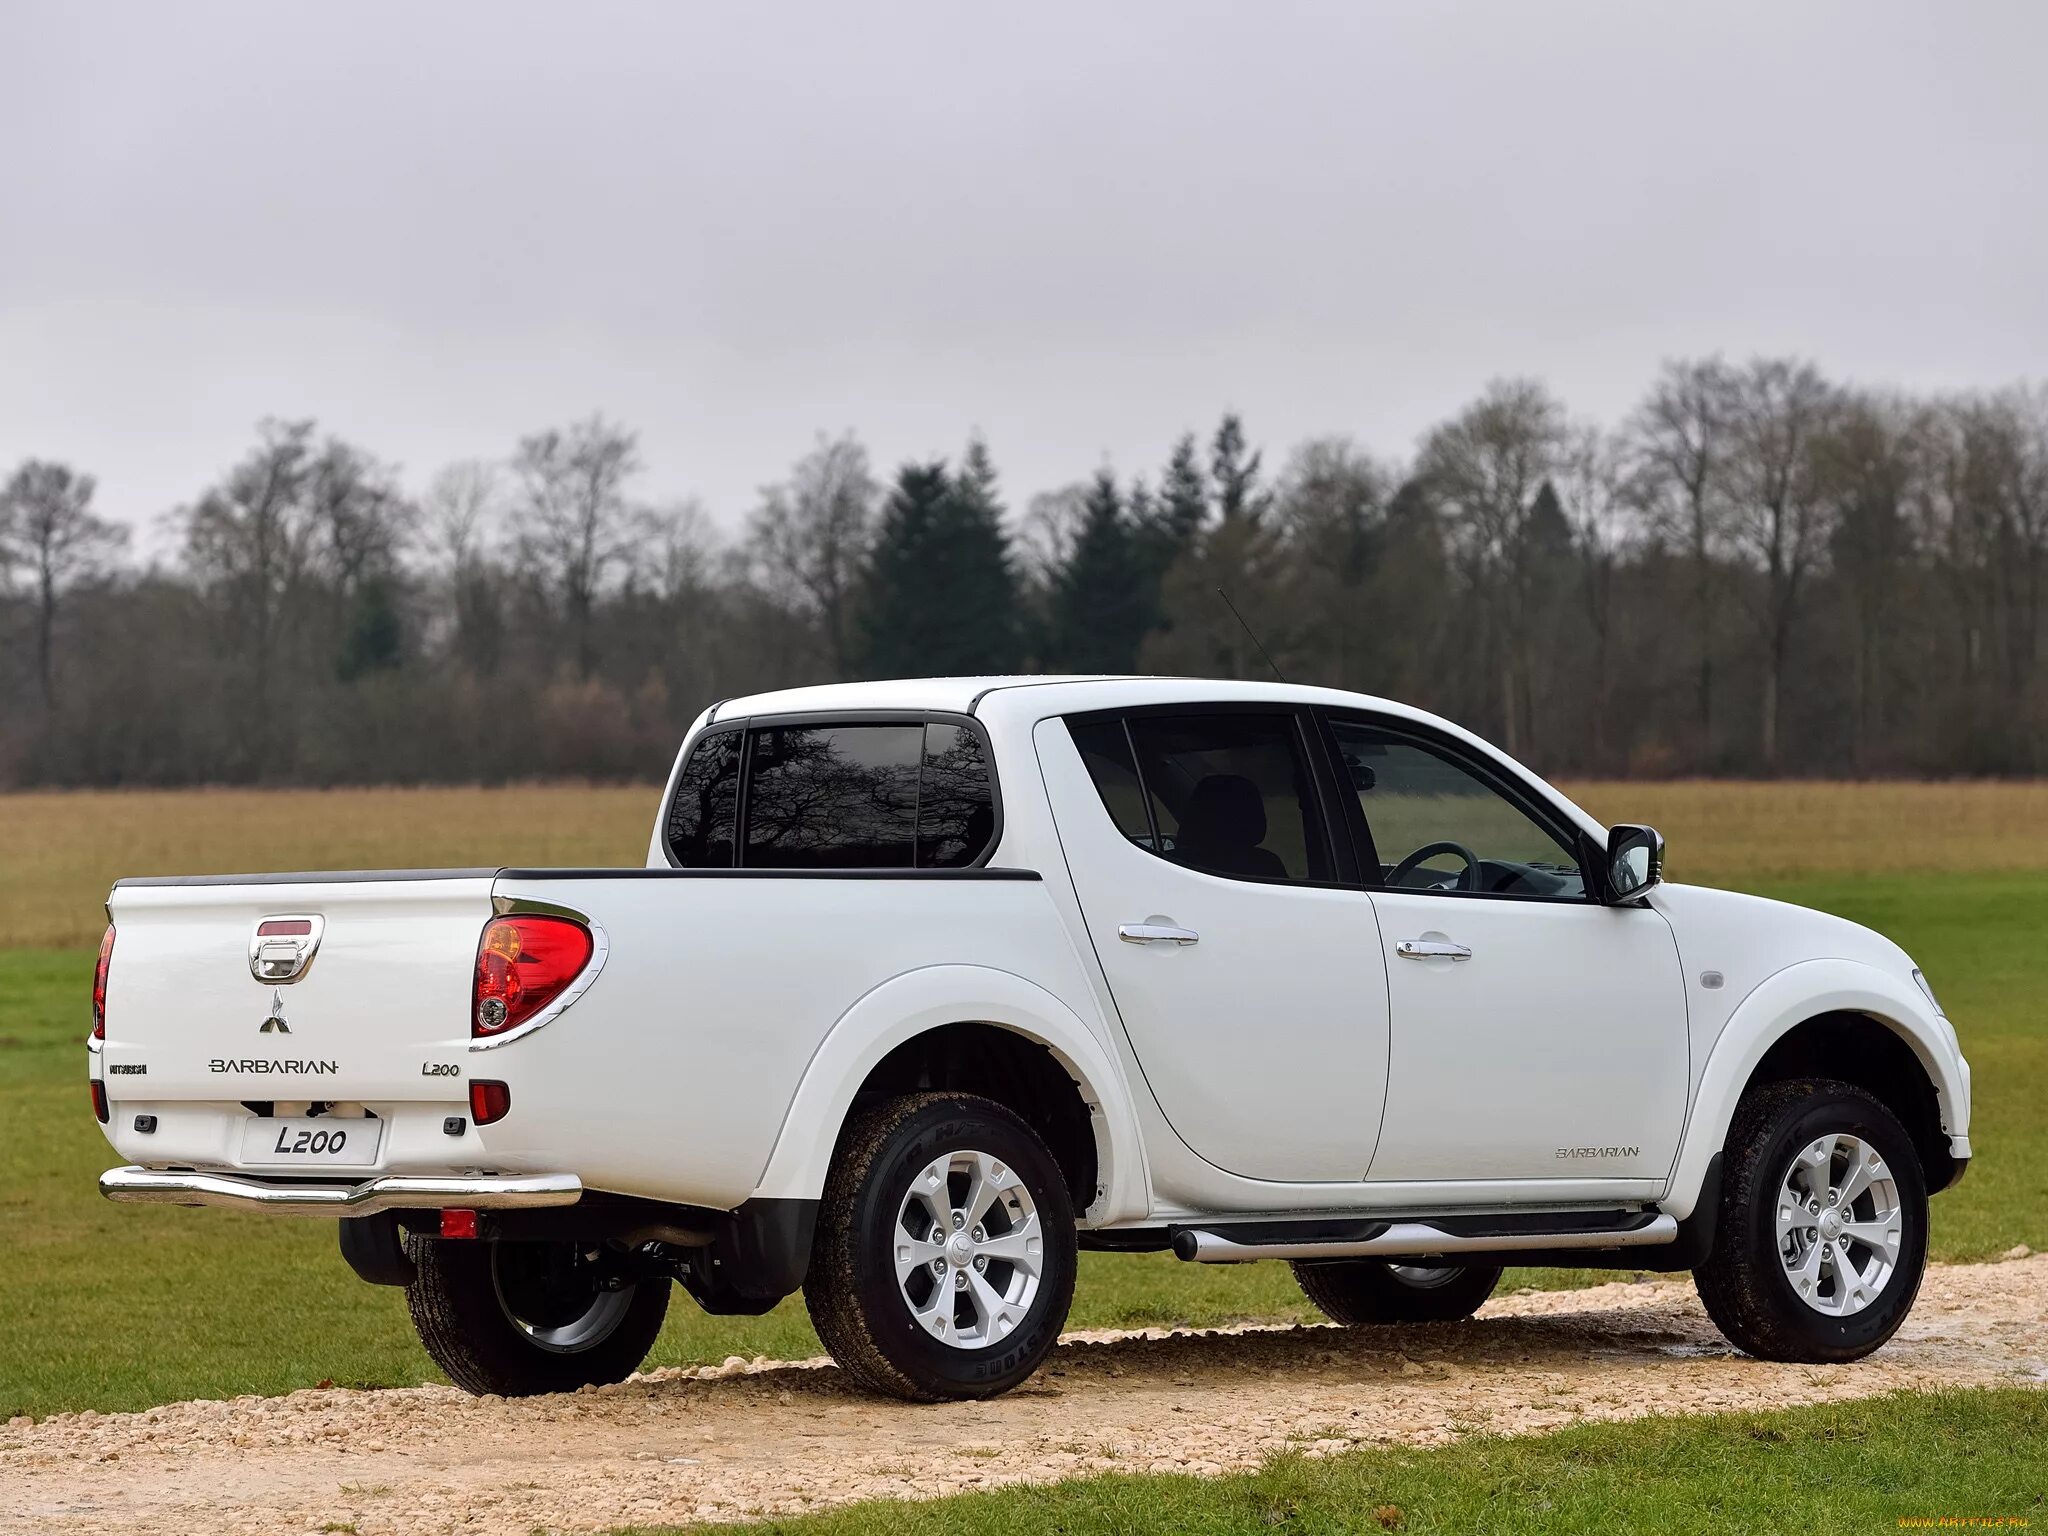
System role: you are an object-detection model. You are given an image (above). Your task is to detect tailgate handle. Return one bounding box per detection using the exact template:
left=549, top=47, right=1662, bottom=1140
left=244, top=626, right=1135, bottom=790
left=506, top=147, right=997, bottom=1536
left=253, top=940, right=304, bottom=979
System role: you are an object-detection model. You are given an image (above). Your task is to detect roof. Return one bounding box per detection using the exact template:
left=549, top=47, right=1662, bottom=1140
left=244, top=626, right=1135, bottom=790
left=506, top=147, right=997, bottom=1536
left=705, top=675, right=1134, bottom=721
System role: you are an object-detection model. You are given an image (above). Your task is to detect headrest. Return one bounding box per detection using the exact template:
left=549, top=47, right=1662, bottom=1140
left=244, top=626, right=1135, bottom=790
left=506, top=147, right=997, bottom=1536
left=1182, top=774, right=1267, bottom=849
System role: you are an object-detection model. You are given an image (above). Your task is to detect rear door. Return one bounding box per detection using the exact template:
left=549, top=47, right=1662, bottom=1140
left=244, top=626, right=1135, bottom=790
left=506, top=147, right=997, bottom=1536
left=1038, top=707, right=1390, bottom=1183
left=1320, top=715, right=1688, bottom=1185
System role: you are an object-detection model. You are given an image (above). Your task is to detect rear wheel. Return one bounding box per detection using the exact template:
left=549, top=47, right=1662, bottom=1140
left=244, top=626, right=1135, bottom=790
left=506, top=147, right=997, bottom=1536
left=405, top=1236, right=669, bottom=1396
left=1693, top=1078, right=1927, bottom=1362
left=1292, top=1259, right=1503, bottom=1324
left=805, top=1092, right=1077, bottom=1401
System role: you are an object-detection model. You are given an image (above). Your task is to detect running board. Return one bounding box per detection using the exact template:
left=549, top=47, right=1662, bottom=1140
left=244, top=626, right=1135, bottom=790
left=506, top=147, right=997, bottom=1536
left=1170, top=1210, right=1677, bottom=1263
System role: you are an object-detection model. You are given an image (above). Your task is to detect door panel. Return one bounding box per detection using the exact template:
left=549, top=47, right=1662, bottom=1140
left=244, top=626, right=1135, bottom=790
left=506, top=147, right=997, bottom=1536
left=1364, top=891, right=1688, bottom=1182
left=1036, top=716, right=1390, bottom=1182
left=1321, top=714, right=1688, bottom=1185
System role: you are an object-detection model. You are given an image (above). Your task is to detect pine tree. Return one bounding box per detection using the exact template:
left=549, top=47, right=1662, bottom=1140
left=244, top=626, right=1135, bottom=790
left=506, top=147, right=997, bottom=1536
left=1211, top=412, right=1268, bottom=524
left=859, top=454, right=1023, bottom=678
left=1141, top=416, right=1286, bottom=680
left=1145, top=432, right=1209, bottom=557
left=1049, top=469, right=1148, bottom=672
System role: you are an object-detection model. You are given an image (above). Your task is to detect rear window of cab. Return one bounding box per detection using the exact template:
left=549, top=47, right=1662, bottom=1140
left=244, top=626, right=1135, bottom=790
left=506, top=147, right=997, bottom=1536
left=665, top=718, right=997, bottom=870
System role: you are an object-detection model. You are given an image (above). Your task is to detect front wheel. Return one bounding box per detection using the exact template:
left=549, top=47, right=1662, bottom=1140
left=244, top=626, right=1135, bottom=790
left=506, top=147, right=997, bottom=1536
left=805, top=1092, right=1077, bottom=1401
left=1693, top=1079, right=1927, bottom=1362
left=405, top=1236, right=670, bottom=1396
left=1292, top=1259, right=1503, bottom=1324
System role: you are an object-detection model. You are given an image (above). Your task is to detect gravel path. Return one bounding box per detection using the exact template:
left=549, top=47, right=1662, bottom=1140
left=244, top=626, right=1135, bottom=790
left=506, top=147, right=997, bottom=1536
left=5, top=1252, right=2043, bottom=1535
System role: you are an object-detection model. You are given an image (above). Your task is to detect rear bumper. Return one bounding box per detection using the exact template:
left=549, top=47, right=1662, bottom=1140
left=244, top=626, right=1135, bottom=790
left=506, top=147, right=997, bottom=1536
left=99, top=1165, right=583, bottom=1218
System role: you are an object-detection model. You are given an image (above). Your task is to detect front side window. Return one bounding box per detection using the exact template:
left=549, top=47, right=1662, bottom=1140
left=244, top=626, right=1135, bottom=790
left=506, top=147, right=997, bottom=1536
left=1072, top=712, right=1332, bottom=883
left=1331, top=720, right=1586, bottom=898
left=666, top=728, right=741, bottom=868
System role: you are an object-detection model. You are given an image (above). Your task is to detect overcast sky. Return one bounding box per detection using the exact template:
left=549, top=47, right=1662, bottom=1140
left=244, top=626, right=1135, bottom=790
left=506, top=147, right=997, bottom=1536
left=3, top=2, right=2044, bottom=548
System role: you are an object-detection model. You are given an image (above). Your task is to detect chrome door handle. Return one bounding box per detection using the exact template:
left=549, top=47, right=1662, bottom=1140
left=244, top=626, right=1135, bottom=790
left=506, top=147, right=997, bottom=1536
left=1396, top=939, right=1472, bottom=961
left=1119, top=923, right=1199, bottom=946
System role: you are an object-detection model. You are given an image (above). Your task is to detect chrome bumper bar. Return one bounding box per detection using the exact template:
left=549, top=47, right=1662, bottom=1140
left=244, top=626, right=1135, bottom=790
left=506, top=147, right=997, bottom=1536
left=99, top=1166, right=583, bottom=1218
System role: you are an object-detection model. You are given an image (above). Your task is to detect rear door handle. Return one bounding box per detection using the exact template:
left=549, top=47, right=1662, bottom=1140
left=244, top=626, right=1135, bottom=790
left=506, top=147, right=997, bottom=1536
left=1119, top=923, right=1199, bottom=946
left=1396, top=939, right=1472, bottom=961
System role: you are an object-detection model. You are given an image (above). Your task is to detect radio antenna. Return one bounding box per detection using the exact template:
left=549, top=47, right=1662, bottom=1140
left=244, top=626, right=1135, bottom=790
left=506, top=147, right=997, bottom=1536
left=1216, top=587, right=1287, bottom=684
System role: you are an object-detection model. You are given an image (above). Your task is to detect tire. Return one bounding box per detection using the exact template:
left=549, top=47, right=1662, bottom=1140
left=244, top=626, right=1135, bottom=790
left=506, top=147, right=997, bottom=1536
left=805, top=1092, right=1077, bottom=1402
left=1292, top=1259, right=1503, bottom=1324
left=1693, top=1078, right=1927, bottom=1363
left=404, top=1235, right=670, bottom=1396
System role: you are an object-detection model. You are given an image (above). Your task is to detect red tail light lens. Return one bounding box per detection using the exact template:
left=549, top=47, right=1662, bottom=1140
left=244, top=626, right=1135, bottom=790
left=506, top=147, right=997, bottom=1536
left=91, top=1079, right=109, bottom=1124
left=471, top=916, right=593, bottom=1038
left=92, top=924, right=115, bottom=1041
left=469, top=1080, right=511, bottom=1125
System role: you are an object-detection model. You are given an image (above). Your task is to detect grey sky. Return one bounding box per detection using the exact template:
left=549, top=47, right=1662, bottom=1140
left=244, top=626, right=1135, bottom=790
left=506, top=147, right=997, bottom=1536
left=3, top=2, right=2044, bottom=548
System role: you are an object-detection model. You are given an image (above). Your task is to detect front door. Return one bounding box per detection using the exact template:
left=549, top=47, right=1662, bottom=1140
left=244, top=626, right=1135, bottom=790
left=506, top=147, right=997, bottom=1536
left=1322, top=716, right=1689, bottom=1185
left=1038, top=709, right=1390, bottom=1183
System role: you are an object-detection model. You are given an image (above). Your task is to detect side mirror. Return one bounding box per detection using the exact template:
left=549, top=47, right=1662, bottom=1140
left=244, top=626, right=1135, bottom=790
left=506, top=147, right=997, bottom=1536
left=1605, top=824, right=1665, bottom=901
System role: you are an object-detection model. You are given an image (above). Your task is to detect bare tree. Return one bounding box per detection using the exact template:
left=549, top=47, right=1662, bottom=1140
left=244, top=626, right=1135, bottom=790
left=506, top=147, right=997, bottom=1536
left=745, top=433, right=878, bottom=674
left=1273, top=436, right=1391, bottom=688
left=1814, top=393, right=1918, bottom=768
left=1723, top=358, right=1837, bottom=771
left=1018, top=482, right=1091, bottom=587
left=308, top=440, right=410, bottom=593
left=181, top=420, right=321, bottom=732
left=423, top=461, right=502, bottom=672
left=0, top=459, right=128, bottom=708
left=511, top=416, right=643, bottom=679
left=1553, top=427, right=1641, bottom=769
left=1415, top=379, right=1569, bottom=757
left=1627, top=357, right=1737, bottom=751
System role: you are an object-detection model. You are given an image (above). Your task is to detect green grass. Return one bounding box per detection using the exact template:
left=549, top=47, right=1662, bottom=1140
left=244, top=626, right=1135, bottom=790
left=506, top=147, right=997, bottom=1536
left=4, top=872, right=2043, bottom=1419
left=613, top=1387, right=2048, bottom=1535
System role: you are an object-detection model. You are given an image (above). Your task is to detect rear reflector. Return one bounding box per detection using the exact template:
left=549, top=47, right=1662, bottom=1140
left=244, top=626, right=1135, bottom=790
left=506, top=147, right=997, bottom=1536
left=472, top=916, right=594, bottom=1038
left=92, top=924, right=115, bottom=1041
left=91, top=1079, right=109, bottom=1124
left=469, top=1080, right=511, bottom=1125
left=440, top=1208, right=480, bottom=1240
left=256, top=918, right=314, bottom=937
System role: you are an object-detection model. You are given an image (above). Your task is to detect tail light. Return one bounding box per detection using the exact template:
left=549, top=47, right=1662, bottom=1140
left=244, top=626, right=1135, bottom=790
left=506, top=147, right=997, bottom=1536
left=92, top=924, right=115, bottom=1041
left=471, top=916, right=593, bottom=1038
left=91, top=1079, right=109, bottom=1124
left=469, top=1080, right=511, bottom=1125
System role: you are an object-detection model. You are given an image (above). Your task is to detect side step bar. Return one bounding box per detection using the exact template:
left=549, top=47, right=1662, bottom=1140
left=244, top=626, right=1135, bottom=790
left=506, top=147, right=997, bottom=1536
left=1171, top=1210, right=1678, bottom=1263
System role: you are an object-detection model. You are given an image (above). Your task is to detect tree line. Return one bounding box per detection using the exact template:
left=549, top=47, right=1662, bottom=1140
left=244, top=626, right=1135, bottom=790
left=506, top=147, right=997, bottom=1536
left=2, top=357, right=2045, bottom=788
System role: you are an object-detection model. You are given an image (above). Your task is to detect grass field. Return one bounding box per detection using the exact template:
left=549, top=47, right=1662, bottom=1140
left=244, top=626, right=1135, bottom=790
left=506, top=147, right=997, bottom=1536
left=10, top=778, right=2048, bottom=949
left=621, top=1388, right=2048, bottom=1535
left=3, top=783, right=2045, bottom=1418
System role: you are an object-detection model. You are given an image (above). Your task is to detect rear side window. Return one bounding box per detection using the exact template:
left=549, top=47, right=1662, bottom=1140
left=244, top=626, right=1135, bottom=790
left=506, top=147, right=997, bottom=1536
left=1071, top=712, right=1332, bottom=883
left=917, top=723, right=997, bottom=868
left=745, top=724, right=923, bottom=867
left=666, top=729, right=741, bottom=867
left=665, top=717, right=997, bottom=869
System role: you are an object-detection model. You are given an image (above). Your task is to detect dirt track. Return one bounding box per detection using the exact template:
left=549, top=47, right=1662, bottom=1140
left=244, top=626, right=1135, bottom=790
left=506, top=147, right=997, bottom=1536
left=5, top=1253, right=2044, bottom=1535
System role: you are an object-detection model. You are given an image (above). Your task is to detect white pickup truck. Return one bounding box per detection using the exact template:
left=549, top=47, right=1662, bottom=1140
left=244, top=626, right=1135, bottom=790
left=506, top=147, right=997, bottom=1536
left=91, top=676, right=1973, bottom=1401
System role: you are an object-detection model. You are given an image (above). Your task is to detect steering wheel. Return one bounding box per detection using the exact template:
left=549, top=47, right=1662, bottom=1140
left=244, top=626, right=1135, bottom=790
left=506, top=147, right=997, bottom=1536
left=1388, top=840, right=1483, bottom=892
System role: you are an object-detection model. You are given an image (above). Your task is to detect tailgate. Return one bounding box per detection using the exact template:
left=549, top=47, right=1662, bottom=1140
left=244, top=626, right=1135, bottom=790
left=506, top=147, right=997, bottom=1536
left=102, top=870, right=497, bottom=1103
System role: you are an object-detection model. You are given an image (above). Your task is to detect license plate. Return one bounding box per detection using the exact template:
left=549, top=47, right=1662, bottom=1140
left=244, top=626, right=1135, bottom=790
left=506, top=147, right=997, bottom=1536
left=241, top=1117, right=379, bottom=1167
